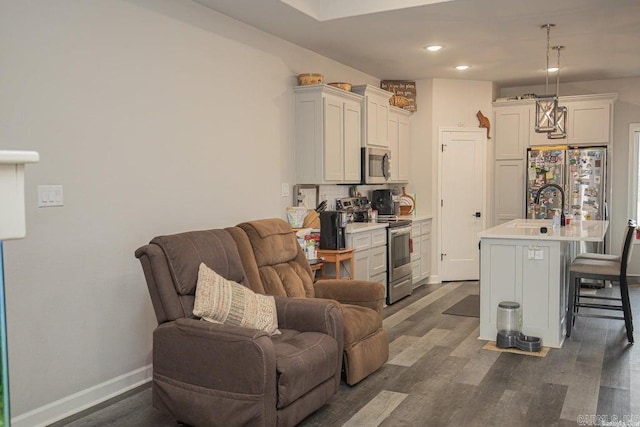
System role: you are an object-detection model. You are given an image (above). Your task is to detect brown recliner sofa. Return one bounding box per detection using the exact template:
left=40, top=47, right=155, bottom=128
left=135, top=228, right=344, bottom=427
left=227, top=218, right=389, bottom=385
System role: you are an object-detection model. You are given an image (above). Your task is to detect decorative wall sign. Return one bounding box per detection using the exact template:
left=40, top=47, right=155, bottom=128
left=380, top=81, right=417, bottom=112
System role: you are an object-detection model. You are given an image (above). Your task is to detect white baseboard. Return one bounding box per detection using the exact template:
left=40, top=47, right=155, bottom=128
left=427, top=275, right=440, bottom=284
left=12, top=364, right=152, bottom=427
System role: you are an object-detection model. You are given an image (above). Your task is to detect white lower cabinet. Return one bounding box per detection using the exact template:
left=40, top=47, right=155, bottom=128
left=353, top=249, right=370, bottom=282
left=410, top=218, right=432, bottom=286
left=479, top=237, right=569, bottom=348
left=345, top=226, right=387, bottom=290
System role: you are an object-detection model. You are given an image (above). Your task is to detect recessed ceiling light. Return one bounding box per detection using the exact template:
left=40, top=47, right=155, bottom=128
left=455, top=65, right=470, bottom=70
left=425, top=45, right=442, bottom=52
left=547, top=67, right=559, bottom=72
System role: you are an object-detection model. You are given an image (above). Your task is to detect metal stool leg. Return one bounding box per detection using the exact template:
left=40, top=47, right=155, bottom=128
left=619, top=277, right=634, bottom=343
left=567, top=271, right=576, bottom=337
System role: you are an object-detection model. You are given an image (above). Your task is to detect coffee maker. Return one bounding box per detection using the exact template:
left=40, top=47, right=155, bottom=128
left=319, top=211, right=346, bottom=250
left=371, top=189, right=399, bottom=216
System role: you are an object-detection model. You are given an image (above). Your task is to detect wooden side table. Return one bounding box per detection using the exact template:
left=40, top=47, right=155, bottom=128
left=316, top=248, right=354, bottom=280
left=309, top=260, right=324, bottom=280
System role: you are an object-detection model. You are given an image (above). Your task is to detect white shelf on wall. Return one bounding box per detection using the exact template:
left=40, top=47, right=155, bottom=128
left=0, top=150, right=39, bottom=240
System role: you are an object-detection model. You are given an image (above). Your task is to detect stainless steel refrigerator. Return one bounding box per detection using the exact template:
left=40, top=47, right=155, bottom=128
left=526, top=146, right=607, bottom=222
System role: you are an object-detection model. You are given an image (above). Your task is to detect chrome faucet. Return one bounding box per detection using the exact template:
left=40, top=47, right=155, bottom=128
left=534, top=183, right=566, bottom=226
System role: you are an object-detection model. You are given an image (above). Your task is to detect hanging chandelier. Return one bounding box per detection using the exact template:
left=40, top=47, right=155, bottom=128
left=548, top=45, right=567, bottom=139
left=535, top=24, right=558, bottom=133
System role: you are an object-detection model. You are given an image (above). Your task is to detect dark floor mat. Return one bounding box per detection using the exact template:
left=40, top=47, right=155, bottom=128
left=442, top=294, right=480, bottom=318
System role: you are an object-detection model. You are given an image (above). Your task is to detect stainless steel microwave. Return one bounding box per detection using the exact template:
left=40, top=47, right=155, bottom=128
left=362, top=147, right=391, bottom=184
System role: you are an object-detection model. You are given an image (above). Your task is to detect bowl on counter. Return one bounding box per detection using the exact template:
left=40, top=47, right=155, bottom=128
left=297, top=73, right=324, bottom=85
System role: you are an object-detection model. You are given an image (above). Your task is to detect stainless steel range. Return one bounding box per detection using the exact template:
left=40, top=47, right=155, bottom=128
left=378, top=216, right=413, bottom=304
left=340, top=196, right=413, bottom=304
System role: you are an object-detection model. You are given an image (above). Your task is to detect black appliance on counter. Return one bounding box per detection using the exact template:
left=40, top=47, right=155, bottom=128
left=319, top=211, right=346, bottom=250
left=371, top=189, right=395, bottom=216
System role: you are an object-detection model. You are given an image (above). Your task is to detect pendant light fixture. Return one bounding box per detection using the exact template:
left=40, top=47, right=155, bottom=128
left=548, top=45, right=567, bottom=139
left=535, top=24, right=558, bottom=133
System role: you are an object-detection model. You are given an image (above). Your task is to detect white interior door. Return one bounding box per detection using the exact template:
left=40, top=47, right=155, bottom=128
left=440, top=129, right=485, bottom=281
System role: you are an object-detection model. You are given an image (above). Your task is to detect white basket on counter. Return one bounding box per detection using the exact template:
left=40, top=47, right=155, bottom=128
left=286, top=207, right=308, bottom=228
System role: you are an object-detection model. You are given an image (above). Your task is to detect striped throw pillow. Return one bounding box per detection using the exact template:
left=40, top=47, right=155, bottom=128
left=193, top=263, right=279, bottom=335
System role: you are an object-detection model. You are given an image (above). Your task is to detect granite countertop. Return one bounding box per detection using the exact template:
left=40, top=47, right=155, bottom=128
left=478, top=219, right=609, bottom=242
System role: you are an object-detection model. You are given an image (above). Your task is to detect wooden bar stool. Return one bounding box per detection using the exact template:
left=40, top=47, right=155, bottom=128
left=566, top=220, right=636, bottom=344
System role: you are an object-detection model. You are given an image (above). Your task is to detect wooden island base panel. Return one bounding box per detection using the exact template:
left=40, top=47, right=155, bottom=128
left=478, top=219, right=608, bottom=348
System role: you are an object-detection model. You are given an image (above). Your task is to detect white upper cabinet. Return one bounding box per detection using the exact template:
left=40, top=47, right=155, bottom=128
left=352, top=85, right=392, bottom=148
left=525, top=93, right=616, bottom=146
left=388, top=106, right=411, bottom=182
left=294, top=85, right=363, bottom=184
left=566, top=99, right=611, bottom=144
left=494, top=105, right=528, bottom=160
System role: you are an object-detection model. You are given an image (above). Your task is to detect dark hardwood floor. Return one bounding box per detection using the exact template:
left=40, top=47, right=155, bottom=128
left=50, top=281, right=640, bottom=427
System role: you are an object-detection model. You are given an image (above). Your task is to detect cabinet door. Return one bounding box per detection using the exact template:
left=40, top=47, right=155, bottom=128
left=349, top=232, right=372, bottom=251
left=367, top=97, right=389, bottom=148
left=567, top=100, right=611, bottom=144
left=411, top=231, right=421, bottom=261
left=388, top=112, right=399, bottom=181
left=371, top=229, right=387, bottom=247
left=323, top=96, right=344, bottom=181
left=295, top=94, right=322, bottom=184
left=420, top=233, right=431, bottom=279
left=343, top=99, right=362, bottom=182
left=494, top=105, right=528, bottom=158
left=412, top=259, right=421, bottom=285
left=494, top=160, right=525, bottom=225
left=353, top=249, right=371, bottom=281
left=398, top=114, right=410, bottom=181
left=370, top=245, right=387, bottom=277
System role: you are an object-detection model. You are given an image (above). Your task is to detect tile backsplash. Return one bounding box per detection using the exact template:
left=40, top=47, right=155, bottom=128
left=318, top=184, right=403, bottom=210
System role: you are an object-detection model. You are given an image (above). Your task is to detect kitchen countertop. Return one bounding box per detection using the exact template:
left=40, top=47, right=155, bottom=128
left=399, top=214, right=432, bottom=221
left=478, top=219, right=609, bottom=242
left=344, top=222, right=388, bottom=233
left=344, top=214, right=433, bottom=234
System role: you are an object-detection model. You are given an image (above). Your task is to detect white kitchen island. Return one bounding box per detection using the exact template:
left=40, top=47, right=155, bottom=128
left=478, top=219, right=608, bottom=348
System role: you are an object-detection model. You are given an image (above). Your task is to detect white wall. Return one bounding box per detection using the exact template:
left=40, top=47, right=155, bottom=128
left=0, top=0, right=378, bottom=423
left=407, top=78, right=494, bottom=282
left=500, top=77, right=640, bottom=273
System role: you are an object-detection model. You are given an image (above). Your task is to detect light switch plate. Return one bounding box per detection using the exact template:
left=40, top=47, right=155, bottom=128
left=38, top=185, right=64, bottom=207
left=281, top=183, right=289, bottom=197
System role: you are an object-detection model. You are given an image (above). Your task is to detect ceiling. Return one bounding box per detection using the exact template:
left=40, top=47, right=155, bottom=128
left=193, top=0, right=640, bottom=88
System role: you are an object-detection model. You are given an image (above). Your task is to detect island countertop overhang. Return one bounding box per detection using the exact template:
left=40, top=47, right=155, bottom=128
left=478, top=219, right=608, bottom=242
